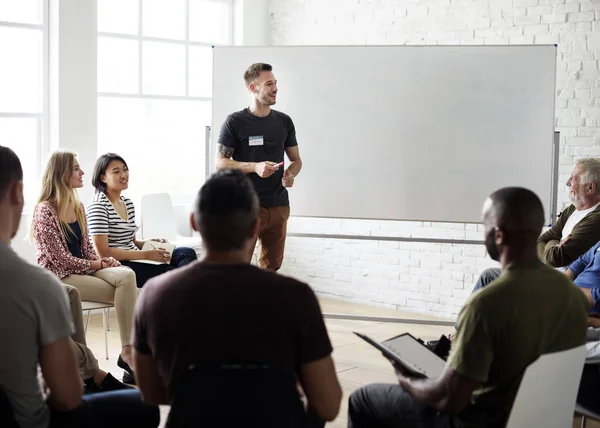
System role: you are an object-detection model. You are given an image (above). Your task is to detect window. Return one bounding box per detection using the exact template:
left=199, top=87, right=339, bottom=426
left=0, top=0, right=48, bottom=201
left=97, top=0, right=233, bottom=202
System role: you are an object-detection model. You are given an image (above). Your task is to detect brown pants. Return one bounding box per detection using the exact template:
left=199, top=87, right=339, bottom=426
left=252, top=205, right=290, bottom=271
left=63, top=284, right=99, bottom=380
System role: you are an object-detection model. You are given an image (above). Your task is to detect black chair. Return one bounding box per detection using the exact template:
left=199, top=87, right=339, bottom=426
left=166, top=362, right=321, bottom=428
left=0, top=388, right=19, bottom=428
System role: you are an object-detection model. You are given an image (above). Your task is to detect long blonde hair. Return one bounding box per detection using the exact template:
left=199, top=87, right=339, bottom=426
left=31, top=150, right=87, bottom=240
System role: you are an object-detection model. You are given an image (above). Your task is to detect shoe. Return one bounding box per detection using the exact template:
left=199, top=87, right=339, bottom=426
left=99, top=372, right=134, bottom=391
left=84, top=373, right=134, bottom=394
left=122, top=371, right=136, bottom=385
left=117, top=355, right=136, bottom=385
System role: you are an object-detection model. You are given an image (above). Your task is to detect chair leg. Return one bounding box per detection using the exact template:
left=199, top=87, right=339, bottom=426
left=84, top=310, right=91, bottom=333
left=102, top=309, right=108, bottom=360
left=106, top=308, right=110, bottom=331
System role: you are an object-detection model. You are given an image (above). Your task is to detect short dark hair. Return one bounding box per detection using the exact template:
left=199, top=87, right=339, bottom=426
left=0, top=145, right=23, bottom=201
left=92, top=153, right=128, bottom=194
left=194, top=170, right=259, bottom=252
left=244, top=63, right=273, bottom=87
left=488, top=187, right=545, bottom=237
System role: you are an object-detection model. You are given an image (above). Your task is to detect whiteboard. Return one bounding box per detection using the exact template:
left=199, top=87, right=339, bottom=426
left=212, top=46, right=556, bottom=223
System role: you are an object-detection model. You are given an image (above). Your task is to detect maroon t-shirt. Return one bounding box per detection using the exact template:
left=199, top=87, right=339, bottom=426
left=133, top=262, right=333, bottom=400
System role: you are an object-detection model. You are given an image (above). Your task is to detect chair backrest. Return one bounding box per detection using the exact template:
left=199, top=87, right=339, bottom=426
left=166, top=363, right=308, bottom=428
left=140, top=193, right=178, bottom=241
left=506, top=344, right=587, bottom=428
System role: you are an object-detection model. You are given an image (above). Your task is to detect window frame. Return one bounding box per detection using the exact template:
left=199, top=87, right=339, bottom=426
left=97, top=0, right=233, bottom=101
left=97, top=0, right=233, bottom=204
left=0, top=0, right=50, bottom=203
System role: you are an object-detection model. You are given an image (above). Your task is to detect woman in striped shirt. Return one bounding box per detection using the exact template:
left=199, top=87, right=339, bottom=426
left=86, top=153, right=197, bottom=288
left=31, top=150, right=138, bottom=384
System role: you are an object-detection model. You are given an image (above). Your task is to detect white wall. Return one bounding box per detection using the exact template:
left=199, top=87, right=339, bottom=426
left=269, top=0, right=600, bottom=318
left=233, top=0, right=270, bottom=46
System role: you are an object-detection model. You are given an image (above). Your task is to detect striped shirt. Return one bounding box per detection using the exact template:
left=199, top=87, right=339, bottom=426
left=86, top=192, right=139, bottom=251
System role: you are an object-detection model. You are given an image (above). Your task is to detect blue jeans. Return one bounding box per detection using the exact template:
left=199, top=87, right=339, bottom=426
left=121, top=247, right=198, bottom=288
left=50, top=390, right=159, bottom=428
left=471, top=267, right=501, bottom=293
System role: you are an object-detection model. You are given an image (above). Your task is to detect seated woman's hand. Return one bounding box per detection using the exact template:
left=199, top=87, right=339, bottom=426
left=101, top=257, right=121, bottom=268
left=150, top=238, right=168, bottom=243
left=145, top=249, right=171, bottom=263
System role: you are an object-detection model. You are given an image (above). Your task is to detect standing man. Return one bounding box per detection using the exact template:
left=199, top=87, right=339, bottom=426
left=215, top=63, right=302, bottom=271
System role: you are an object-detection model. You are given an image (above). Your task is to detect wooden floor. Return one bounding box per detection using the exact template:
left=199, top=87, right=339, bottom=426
left=82, top=297, right=598, bottom=428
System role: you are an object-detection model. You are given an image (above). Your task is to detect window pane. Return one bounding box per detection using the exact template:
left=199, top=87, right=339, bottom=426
left=0, top=27, right=43, bottom=113
left=98, top=97, right=210, bottom=200
left=142, top=0, right=185, bottom=40
left=98, top=37, right=139, bottom=93
left=97, top=0, right=139, bottom=35
left=189, top=0, right=231, bottom=45
left=189, top=46, right=212, bottom=97
left=0, top=118, right=38, bottom=201
left=142, top=41, right=185, bottom=96
left=0, top=0, right=42, bottom=25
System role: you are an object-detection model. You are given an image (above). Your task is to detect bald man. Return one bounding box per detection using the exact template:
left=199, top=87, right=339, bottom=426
left=349, top=187, right=589, bottom=428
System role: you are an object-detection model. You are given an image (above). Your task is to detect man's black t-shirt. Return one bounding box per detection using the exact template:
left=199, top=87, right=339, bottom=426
left=217, top=108, right=298, bottom=207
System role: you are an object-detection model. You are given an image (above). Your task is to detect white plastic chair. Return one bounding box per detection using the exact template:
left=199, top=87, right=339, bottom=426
left=140, top=193, right=202, bottom=252
left=506, top=345, right=587, bottom=428
left=82, top=301, right=113, bottom=360
left=575, top=403, right=600, bottom=428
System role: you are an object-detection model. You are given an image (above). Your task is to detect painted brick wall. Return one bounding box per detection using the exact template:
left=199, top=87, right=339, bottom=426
left=270, top=0, right=600, bottom=318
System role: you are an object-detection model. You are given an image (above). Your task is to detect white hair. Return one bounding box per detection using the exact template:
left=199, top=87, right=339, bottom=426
left=577, top=158, right=600, bottom=195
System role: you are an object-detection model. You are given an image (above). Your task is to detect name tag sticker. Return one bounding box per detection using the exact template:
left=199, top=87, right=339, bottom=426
left=249, top=136, right=264, bottom=146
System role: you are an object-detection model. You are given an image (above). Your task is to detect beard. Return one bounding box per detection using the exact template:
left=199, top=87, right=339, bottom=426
left=569, top=190, right=585, bottom=208
left=484, top=229, right=501, bottom=262
left=261, top=93, right=276, bottom=106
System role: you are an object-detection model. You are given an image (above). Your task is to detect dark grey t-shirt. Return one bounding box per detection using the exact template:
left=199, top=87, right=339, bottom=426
left=217, top=108, right=298, bottom=207
left=0, top=242, right=73, bottom=428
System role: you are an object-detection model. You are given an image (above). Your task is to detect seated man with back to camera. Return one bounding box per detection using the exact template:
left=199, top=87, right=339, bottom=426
left=132, top=170, right=342, bottom=427
left=349, top=187, right=589, bottom=428
left=472, top=158, right=600, bottom=293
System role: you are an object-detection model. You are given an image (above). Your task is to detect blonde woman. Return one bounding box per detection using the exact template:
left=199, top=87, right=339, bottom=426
left=31, top=150, right=137, bottom=384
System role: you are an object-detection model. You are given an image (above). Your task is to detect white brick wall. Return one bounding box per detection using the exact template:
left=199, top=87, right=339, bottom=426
left=270, top=0, right=600, bottom=318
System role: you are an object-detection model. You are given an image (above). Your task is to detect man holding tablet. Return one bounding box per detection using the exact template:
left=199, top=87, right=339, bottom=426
left=215, top=63, right=303, bottom=271
left=348, top=187, right=589, bottom=428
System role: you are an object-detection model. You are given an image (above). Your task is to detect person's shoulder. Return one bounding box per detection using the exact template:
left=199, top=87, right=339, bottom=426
left=2, top=253, right=63, bottom=297
left=271, top=109, right=293, bottom=122
left=227, top=109, right=250, bottom=121
left=91, top=191, right=109, bottom=204
left=561, top=204, right=576, bottom=218
left=588, top=204, right=600, bottom=216
left=35, top=201, right=54, bottom=214
left=88, top=194, right=109, bottom=209
left=258, top=269, right=318, bottom=299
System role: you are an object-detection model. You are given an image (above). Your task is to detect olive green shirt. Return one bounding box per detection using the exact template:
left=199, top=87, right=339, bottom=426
left=537, top=204, right=600, bottom=267
left=448, top=260, right=588, bottom=428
